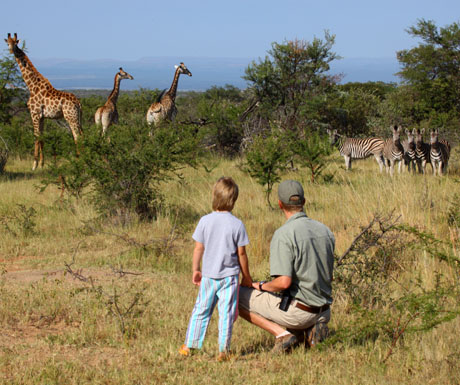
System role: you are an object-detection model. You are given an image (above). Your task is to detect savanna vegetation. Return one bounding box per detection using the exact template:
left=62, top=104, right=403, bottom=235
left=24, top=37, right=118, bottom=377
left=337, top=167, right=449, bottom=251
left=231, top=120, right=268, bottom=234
left=0, top=19, right=459, bottom=384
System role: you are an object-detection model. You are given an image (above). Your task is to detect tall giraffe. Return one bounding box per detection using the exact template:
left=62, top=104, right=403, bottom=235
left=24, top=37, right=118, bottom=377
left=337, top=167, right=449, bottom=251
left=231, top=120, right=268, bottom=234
left=95, top=67, right=134, bottom=135
left=146, top=62, right=192, bottom=126
left=4, top=33, right=82, bottom=170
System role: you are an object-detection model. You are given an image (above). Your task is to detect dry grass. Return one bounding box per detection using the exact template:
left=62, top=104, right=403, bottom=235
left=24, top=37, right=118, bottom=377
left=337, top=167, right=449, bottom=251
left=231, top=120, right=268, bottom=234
left=0, top=154, right=459, bottom=384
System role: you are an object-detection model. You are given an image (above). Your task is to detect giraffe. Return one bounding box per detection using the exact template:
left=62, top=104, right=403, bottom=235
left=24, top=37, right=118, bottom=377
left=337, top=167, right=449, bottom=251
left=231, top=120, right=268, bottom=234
left=4, top=33, right=82, bottom=170
left=95, top=67, right=134, bottom=135
left=146, top=62, right=192, bottom=126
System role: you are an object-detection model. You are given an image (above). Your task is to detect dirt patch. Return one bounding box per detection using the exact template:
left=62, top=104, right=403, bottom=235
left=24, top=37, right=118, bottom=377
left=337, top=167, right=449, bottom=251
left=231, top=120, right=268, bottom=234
left=2, top=266, right=149, bottom=285
left=3, top=268, right=65, bottom=284
left=0, top=320, right=69, bottom=348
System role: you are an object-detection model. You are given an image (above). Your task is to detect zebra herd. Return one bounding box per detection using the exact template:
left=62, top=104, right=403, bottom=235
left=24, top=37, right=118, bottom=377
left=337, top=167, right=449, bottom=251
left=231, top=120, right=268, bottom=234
left=328, top=126, right=452, bottom=176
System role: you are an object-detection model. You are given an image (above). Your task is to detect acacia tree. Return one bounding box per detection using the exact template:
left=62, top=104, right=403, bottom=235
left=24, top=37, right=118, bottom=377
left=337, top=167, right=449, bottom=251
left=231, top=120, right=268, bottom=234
left=245, top=132, right=290, bottom=208
left=397, top=19, right=460, bottom=127
left=196, top=85, right=246, bottom=156
left=243, top=33, right=340, bottom=134
left=0, top=46, right=26, bottom=123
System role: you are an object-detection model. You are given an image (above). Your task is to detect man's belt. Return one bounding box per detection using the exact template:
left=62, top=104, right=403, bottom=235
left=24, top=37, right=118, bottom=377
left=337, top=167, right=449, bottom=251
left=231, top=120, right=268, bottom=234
left=294, top=300, right=330, bottom=314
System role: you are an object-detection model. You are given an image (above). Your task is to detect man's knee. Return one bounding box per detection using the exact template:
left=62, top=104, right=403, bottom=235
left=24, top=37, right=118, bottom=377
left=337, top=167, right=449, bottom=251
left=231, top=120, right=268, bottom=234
left=238, top=286, right=253, bottom=311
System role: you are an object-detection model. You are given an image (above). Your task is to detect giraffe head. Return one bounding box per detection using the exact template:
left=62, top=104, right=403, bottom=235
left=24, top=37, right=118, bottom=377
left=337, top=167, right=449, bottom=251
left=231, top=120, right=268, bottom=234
left=117, top=67, right=134, bottom=81
left=4, top=33, right=20, bottom=54
left=175, top=62, right=192, bottom=77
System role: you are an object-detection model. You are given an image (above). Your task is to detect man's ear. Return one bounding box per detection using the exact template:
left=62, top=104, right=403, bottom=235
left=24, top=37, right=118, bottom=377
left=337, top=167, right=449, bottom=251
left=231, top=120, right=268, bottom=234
left=278, top=200, right=283, bottom=209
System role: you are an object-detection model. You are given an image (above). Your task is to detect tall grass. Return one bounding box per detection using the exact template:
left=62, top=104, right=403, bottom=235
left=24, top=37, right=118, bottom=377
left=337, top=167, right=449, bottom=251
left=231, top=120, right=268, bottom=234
left=0, top=154, right=459, bottom=385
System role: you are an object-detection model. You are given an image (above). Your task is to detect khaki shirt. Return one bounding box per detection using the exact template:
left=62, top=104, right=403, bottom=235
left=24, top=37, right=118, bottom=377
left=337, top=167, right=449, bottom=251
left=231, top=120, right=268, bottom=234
left=270, top=212, right=335, bottom=307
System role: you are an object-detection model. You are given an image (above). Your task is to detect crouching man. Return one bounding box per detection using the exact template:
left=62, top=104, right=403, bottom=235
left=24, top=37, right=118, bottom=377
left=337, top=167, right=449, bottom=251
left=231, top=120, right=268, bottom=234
left=239, top=180, right=335, bottom=353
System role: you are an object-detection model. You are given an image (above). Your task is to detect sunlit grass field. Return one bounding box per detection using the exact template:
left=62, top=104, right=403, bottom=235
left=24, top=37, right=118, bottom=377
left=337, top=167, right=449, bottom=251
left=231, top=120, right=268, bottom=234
left=0, top=149, right=459, bottom=385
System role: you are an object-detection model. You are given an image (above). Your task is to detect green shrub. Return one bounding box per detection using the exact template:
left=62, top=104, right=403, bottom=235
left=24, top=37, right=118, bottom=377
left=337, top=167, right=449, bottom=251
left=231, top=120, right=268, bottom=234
left=0, top=134, right=8, bottom=173
left=41, top=123, right=200, bottom=221
left=0, top=116, right=33, bottom=159
left=288, top=128, right=334, bottom=183
left=244, top=131, right=290, bottom=207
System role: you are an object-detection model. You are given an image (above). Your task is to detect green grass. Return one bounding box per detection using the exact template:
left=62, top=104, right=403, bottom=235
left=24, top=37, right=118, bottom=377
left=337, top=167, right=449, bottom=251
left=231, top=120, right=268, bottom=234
left=0, top=154, right=459, bottom=385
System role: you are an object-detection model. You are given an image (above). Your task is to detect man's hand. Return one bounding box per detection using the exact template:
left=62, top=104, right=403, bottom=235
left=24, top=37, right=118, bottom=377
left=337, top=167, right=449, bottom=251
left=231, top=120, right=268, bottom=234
left=251, top=276, right=292, bottom=292
left=192, top=270, right=202, bottom=286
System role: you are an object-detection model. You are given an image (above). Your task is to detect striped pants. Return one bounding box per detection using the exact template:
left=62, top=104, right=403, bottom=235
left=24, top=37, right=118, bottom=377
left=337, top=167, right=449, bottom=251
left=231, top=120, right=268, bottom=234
left=184, top=275, right=239, bottom=352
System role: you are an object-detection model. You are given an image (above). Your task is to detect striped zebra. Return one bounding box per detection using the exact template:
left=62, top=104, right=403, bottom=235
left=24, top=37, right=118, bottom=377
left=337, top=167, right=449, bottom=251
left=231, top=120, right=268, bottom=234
left=402, top=128, right=417, bottom=173
left=414, top=128, right=431, bottom=174
left=327, top=129, right=385, bottom=172
left=430, top=129, right=451, bottom=176
left=383, top=125, right=404, bottom=176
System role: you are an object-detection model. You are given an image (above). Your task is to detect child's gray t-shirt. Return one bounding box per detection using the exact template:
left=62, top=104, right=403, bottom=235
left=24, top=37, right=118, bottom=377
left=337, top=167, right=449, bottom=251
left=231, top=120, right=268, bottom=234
left=192, top=211, right=249, bottom=279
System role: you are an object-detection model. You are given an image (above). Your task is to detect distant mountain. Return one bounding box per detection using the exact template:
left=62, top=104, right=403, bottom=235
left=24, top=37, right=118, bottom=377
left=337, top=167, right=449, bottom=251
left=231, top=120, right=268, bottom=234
left=31, top=56, right=400, bottom=90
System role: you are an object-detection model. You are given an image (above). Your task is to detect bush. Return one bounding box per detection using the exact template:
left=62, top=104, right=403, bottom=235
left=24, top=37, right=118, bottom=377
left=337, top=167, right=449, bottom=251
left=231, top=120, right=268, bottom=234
left=332, top=212, right=460, bottom=362
left=0, top=134, right=8, bottom=173
left=0, top=116, right=33, bottom=159
left=41, top=123, right=200, bottom=221
left=196, top=86, right=246, bottom=156
left=288, top=128, right=334, bottom=183
left=244, top=131, right=290, bottom=207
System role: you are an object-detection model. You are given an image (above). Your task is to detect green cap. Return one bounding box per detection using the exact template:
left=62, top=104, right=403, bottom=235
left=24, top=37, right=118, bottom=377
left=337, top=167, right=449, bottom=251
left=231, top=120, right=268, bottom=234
left=278, top=180, right=305, bottom=205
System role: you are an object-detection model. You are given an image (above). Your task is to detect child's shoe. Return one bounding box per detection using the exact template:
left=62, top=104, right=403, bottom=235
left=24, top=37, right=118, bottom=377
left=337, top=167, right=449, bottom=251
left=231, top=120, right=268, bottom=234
left=217, top=351, right=231, bottom=362
left=179, top=344, right=192, bottom=356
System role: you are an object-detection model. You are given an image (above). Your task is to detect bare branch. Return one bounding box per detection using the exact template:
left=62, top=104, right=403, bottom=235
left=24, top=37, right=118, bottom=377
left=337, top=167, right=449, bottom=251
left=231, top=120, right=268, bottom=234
left=110, top=265, right=143, bottom=278
left=336, top=211, right=401, bottom=267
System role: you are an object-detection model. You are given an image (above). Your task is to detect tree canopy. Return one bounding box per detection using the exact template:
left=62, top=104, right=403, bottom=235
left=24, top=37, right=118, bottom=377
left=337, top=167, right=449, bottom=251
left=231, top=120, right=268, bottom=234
left=0, top=47, right=26, bottom=123
left=243, top=33, right=340, bottom=132
left=397, top=19, right=460, bottom=120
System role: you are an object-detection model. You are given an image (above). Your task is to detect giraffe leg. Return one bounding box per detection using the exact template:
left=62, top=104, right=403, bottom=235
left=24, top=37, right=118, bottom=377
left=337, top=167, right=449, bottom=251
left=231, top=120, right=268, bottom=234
left=95, top=107, right=103, bottom=126
left=33, top=140, right=39, bottom=171
left=39, top=139, right=44, bottom=168
left=101, top=111, right=112, bottom=135
left=31, top=114, right=44, bottom=171
left=64, top=102, right=83, bottom=143
left=65, top=116, right=82, bottom=156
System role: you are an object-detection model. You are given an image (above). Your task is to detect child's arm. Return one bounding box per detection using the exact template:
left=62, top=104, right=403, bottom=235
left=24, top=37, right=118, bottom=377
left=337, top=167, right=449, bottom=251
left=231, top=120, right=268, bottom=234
left=192, top=241, right=205, bottom=286
left=237, top=245, right=253, bottom=287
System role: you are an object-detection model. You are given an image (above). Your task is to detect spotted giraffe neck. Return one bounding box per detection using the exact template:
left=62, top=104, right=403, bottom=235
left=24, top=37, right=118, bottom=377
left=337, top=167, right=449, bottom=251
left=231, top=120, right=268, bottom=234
left=166, top=67, right=181, bottom=101
left=107, top=74, right=122, bottom=105
left=12, top=44, right=52, bottom=92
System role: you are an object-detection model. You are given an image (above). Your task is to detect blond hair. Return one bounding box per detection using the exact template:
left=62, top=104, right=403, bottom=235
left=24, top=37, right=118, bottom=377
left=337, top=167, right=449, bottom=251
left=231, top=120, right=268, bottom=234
left=212, top=177, right=239, bottom=211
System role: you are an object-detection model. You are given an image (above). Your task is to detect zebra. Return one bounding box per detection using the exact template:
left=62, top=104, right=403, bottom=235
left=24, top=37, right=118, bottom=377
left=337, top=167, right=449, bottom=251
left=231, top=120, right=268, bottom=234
left=430, top=128, right=451, bottom=176
left=402, top=128, right=417, bottom=173
left=414, top=128, right=431, bottom=174
left=327, top=129, right=385, bottom=172
left=383, top=125, right=404, bottom=176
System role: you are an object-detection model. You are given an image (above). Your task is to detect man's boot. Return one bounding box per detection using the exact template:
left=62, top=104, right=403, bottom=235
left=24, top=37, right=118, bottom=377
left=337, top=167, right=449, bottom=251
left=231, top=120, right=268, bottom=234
left=305, top=322, right=329, bottom=348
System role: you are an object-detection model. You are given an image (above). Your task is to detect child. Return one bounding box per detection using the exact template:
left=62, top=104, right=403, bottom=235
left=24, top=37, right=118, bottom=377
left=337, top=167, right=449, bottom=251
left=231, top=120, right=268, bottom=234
left=179, top=177, right=253, bottom=361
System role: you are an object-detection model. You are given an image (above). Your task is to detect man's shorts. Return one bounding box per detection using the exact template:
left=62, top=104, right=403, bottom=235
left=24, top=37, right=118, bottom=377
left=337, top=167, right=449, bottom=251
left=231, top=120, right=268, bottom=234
left=239, top=287, right=330, bottom=330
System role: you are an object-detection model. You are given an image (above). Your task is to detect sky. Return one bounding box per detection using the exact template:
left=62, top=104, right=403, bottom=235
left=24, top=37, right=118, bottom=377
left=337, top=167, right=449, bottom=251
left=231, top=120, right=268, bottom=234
left=3, top=0, right=460, bottom=89
left=4, top=0, right=460, bottom=61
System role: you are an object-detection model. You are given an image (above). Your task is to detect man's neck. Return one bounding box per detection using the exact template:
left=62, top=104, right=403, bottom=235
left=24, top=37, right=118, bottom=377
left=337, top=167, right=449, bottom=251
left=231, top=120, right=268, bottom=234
left=283, top=209, right=303, bottom=220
